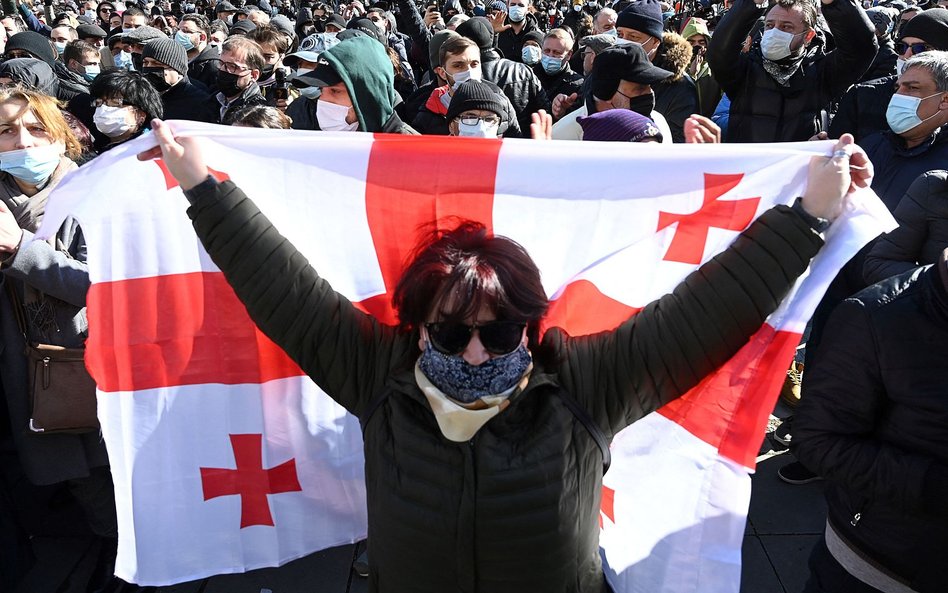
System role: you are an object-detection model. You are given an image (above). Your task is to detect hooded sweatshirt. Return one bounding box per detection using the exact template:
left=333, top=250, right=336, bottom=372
left=0, top=58, right=61, bottom=98
left=318, top=36, right=412, bottom=133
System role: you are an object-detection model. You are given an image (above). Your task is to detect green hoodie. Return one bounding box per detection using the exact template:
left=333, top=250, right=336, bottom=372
left=319, top=37, right=396, bottom=132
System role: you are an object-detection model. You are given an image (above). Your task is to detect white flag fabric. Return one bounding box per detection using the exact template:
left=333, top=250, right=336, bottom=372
left=37, top=122, right=895, bottom=590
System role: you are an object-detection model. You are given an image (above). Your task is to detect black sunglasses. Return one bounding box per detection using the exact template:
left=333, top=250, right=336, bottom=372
left=425, top=321, right=526, bottom=356
left=895, top=41, right=931, bottom=56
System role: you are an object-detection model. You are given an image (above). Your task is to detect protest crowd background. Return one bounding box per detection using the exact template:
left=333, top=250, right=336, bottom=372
left=0, top=0, right=946, bottom=589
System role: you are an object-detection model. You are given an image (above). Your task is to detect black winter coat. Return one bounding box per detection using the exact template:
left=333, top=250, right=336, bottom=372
left=707, top=0, right=876, bottom=143
left=184, top=177, right=824, bottom=592
left=188, top=44, right=221, bottom=93
left=792, top=264, right=948, bottom=593
left=54, top=62, right=90, bottom=102
left=481, top=48, right=550, bottom=137
left=860, top=39, right=898, bottom=83
left=163, top=78, right=219, bottom=123
left=864, top=170, right=948, bottom=284
left=862, top=127, right=948, bottom=211
left=496, top=14, right=540, bottom=62
left=533, top=62, right=583, bottom=105
left=827, top=74, right=895, bottom=143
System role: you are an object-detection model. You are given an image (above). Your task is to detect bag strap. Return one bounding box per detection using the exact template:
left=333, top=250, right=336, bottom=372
left=553, top=389, right=612, bottom=475
left=4, top=280, right=29, bottom=343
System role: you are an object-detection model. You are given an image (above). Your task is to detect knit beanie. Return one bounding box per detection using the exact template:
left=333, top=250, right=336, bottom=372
left=900, top=8, right=948, bottom=50
left=446, top=79, right=508, bottom=123
left=6, top=32, right=57, bottom=67
left=429, top=29, right=460, bottom=69
left=489, top=0, right=507, bottom=12
left=616, top=0, right=664, bottom=40
left=578, top=109, right=663, bottom=142
left=524, top=30, right=544, bottom=45
left=456, top=16, right=495, bottom=51
left=143, top=37, right=189, bottom=76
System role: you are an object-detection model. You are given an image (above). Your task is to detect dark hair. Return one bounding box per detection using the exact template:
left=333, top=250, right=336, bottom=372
left=124, top=5, right=147, bottom=18
left=90, top=70, right=164, bottom=121
left=209, top=19, right=229, bottom=37
left=439, top=35, right=478, bottom=67
left=226, top=104, right=293, bottom=127
left=393, top=220, right=549, bottom=352
left=181, top=13, right=211, bottom=35
left=772, top=0, right=817, bottom=29
left=248, top=24, right=291, bottom=54
left=63, top=40, right=99, bottom=65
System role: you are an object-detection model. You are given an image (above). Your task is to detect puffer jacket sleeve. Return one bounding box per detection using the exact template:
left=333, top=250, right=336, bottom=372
left=551, top=205, right=823, bottom=437
left=817, top=0, right=878, bottom=99
left=864, top=171, right=946, bottom=285
left=706, top=0, right=760, bottom=98
left=186, top=180, right=409, bottom=418
left=791, top=294, right=942, bottom=514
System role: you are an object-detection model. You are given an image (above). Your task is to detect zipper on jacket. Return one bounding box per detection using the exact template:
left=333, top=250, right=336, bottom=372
left=850, top=512, right=862, bottom=527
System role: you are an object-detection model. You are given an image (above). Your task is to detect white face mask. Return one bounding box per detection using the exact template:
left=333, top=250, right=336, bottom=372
left=760, top=28, right=805, bottom=61
left=896, top=57, right=907, bottom=76
left=457, top=119, right=499, bottom=137
left=508, top=4, right=526, bottom=21
left=316, top=98, right=358, bottom=131
left=93, top=104, right=136, bottom=137
left=450, top=66, right=481, bottom=91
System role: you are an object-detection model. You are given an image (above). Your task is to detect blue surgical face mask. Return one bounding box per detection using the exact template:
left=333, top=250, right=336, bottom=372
left=886, top=91, right=945, bottom=134
left=522, top=44, right=541, bottom=65
left=114, top=50, right=132, bottom=69
left=174, top=30, right=196, bottom=51
left=540, top=54, right=564, bottom=74
left=508, top=4, right=526, bottom=21
left=83, top=63, right=101, bottom=82
left=418, top=341, right=531, bottom=403
left=0, top=143, right=63, bottom=186
left=603, top=27, right=618, bottom=38
left=300, top=86, right=321, bottom=100
left=54, top=41, right=67, bottom=55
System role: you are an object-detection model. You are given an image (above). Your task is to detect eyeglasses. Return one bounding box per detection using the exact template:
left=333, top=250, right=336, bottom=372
left=425, top=321, right=526, bottom=356
left=219, top=60, right=251, bottom=74
left=459, top=114, right=500, bottom=126
left=895, top=41, right=932, bottom=56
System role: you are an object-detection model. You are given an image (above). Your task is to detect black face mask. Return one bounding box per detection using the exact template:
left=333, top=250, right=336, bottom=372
left=258, top=64, right=275, bottom=82
left=627, top=91, right=655, bottom=118
left=131, top=51, right=144, bottom=71
left=216, top=69, right=246, bottom=97
left=142, top=66, right=172, bottom=93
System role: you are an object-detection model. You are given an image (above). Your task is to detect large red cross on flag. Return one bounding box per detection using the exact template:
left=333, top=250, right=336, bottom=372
left=37, top=123, right=894, bottom=591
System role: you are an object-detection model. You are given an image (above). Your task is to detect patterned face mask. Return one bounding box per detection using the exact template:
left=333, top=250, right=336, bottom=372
left=418, top=341, right=531, bottom=403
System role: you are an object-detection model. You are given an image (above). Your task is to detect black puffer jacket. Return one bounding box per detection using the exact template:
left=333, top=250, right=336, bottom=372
left=481, top=48, right=550, bottom=136
left=864, top=170, right=948, bottom=284
left=792, top=263, right=948, bottom=593
left=185, top=177, right=824, bottom=592
left=862, top=127, right=948, bottom=211
left=827, top=74, right=895, bottom=143
left=707, top=0, right=876, bottom=142
left=860, top=38, right=898, bottom=82
left=162, top=78, right=219, bottom=123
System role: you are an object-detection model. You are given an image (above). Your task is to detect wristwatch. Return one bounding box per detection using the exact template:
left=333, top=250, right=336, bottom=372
left=791, top=197, right=832, bottom=233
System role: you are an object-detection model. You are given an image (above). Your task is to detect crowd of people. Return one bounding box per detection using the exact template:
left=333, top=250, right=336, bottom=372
left=0, top=0, right=945, bottom=590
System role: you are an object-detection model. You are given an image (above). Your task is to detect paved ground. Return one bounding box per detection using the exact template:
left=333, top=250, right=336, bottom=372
left=11, top=408, right=824, bottom=593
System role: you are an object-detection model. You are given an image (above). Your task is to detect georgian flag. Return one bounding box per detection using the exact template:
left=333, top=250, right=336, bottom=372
left=37, top=122, right=894, bottom=590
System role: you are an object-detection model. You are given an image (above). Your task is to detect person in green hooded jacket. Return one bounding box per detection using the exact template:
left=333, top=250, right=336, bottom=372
left=680, top=16, right=721, bottom=119
left=288, top=35, right=418, bottom=134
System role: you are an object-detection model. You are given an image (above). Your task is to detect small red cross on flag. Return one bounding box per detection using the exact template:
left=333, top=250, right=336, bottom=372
left=200, top=434, right=302, bottom=529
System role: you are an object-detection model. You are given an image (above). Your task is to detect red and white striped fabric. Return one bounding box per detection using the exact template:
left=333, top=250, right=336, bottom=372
left=38, top=122, right=895, bottom=590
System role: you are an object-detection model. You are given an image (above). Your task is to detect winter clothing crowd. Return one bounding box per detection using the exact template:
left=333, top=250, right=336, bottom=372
left=0, top=0, right=946, bottom=590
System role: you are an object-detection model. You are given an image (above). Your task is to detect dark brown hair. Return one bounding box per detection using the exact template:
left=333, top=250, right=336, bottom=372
left=393, top=220, right=549, bottom=351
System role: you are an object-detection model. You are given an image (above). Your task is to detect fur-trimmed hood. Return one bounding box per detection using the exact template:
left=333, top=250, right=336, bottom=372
left=655, top=31, right=692, bottom=82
